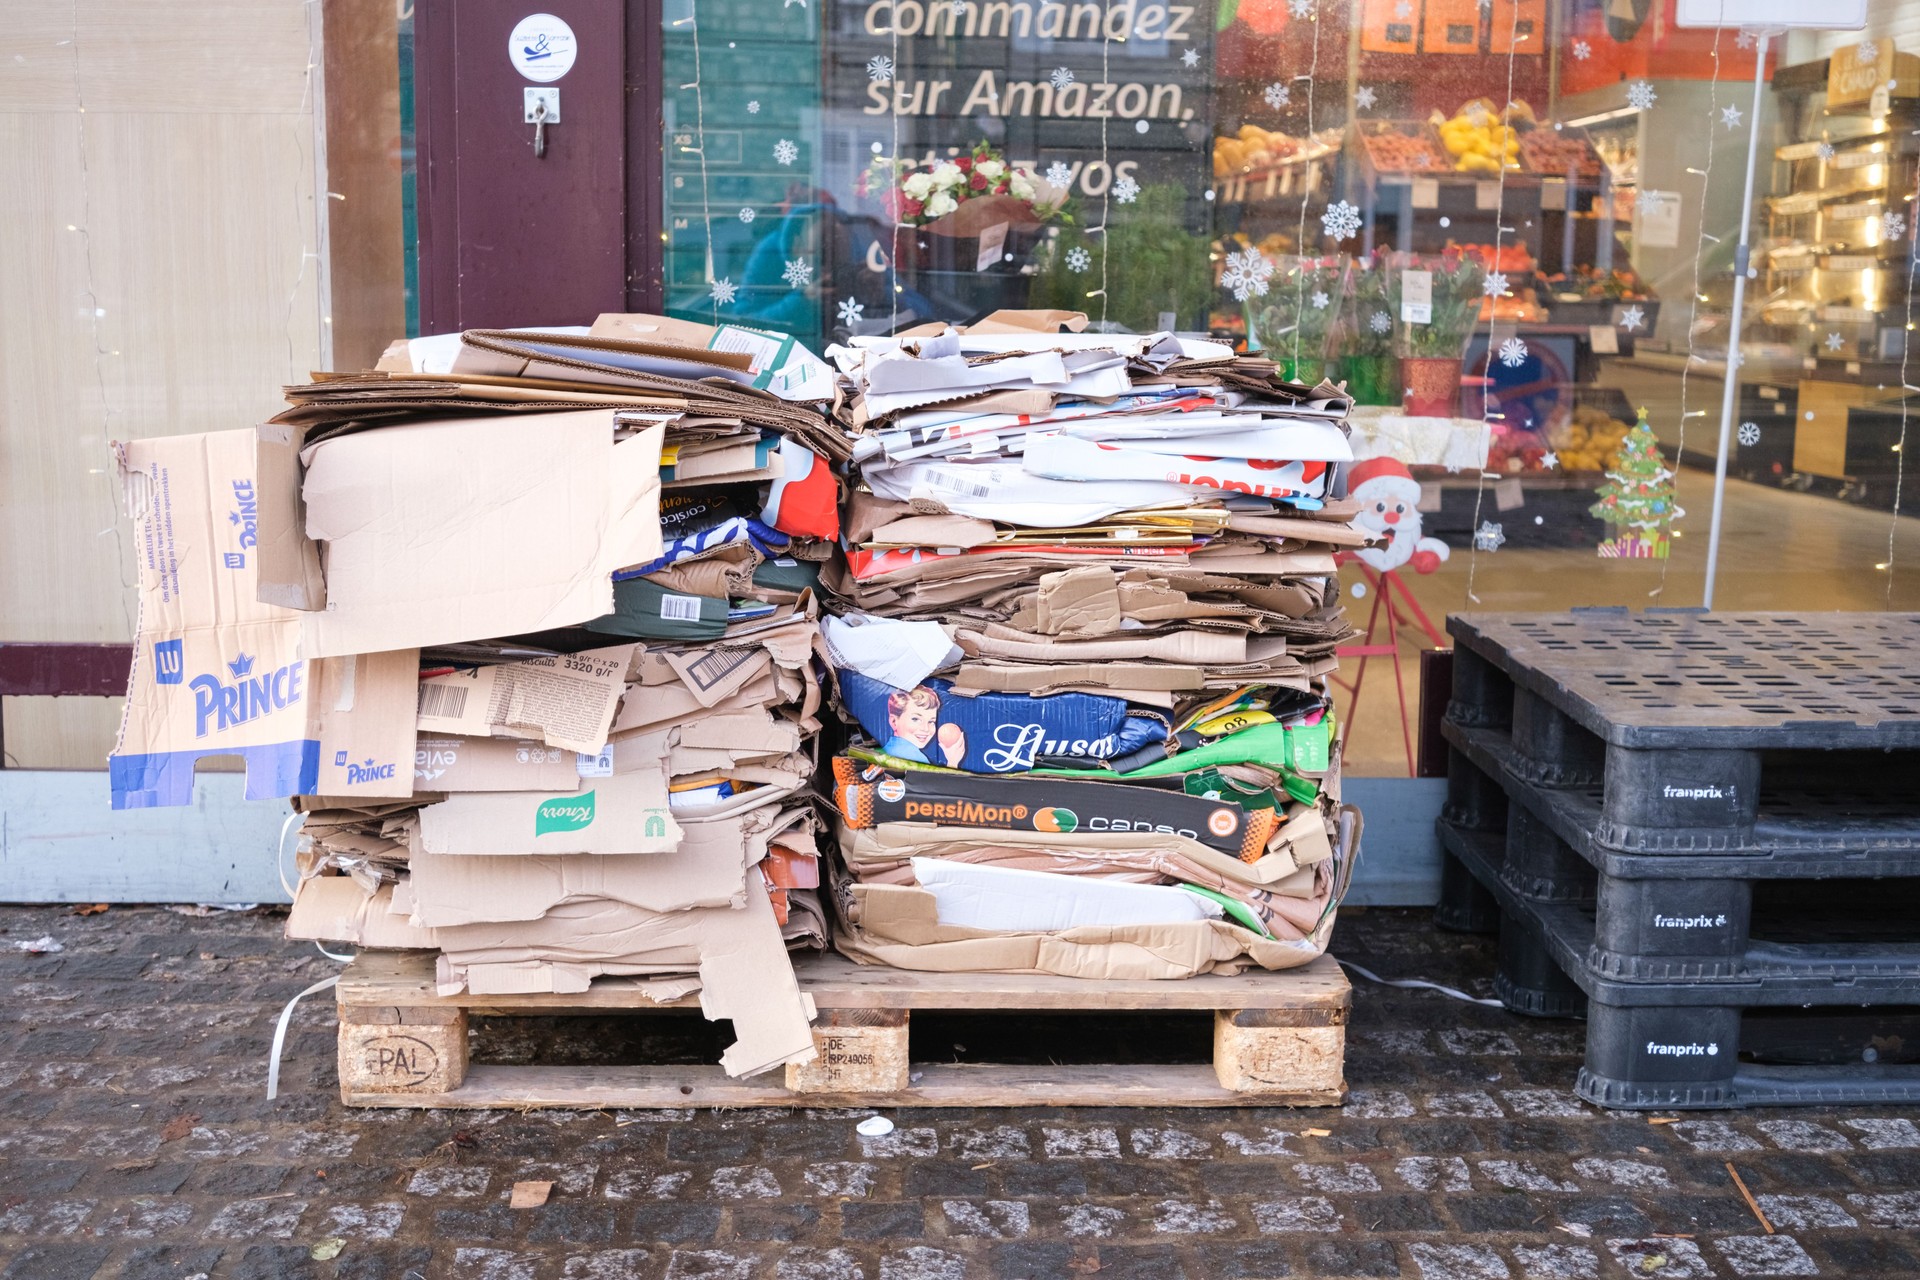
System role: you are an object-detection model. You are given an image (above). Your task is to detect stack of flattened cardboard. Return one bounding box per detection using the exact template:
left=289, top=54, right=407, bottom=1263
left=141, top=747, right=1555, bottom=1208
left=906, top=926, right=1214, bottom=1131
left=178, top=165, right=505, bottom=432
left=110, top=315, right=843, bottom=1078
left=817, top=311, right=1367, bottom=980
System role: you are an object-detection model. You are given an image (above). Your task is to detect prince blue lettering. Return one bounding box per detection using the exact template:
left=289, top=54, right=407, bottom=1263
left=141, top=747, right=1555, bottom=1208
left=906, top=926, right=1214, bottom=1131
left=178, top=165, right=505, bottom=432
left=190, top=654, right=304, bottom=738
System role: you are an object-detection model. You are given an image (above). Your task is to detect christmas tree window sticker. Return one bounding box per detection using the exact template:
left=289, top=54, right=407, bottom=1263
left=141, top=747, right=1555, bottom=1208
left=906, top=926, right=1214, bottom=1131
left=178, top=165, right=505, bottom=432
left=1591, top=408, right=1684, bottom=560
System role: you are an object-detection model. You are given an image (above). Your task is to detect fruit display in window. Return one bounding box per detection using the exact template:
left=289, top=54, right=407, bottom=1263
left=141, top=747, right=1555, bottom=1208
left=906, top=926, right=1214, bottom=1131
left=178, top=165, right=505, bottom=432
left=1548, top=406, right=1633, bottom=473
left=1518, top=129, right=1602, bottom=179
left=1213, top=125, right=1300, bottom=178
left=1437, top=99, right=1526, bottom=173
left=1361, top=124, right=1447, bottom=174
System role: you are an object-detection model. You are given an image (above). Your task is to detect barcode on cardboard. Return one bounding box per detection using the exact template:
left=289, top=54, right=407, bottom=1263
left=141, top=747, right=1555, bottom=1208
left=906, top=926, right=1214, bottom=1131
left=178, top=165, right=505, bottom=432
left=417, top=682, right=468, bottom=719
left=926, top=470, right=992, bottom=499
left=659, top=593, right=702, bottom=622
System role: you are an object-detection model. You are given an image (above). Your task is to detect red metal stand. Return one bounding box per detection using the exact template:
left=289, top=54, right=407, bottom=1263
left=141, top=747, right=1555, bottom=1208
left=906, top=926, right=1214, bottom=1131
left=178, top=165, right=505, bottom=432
left=1332, top=563, right=1447, bottom=776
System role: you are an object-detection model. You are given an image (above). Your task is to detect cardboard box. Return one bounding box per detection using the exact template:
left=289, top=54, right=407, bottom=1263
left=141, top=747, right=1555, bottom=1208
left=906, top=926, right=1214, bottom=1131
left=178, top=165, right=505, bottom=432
left=286, top=875, right=440, bottom=949
left=832, top=757, right=1281, bottom=861
left=416, top=644, right=636, bottom=754
left=417, top=767, right=682, bottom=856
left=435, top=876, right=818, bottom=1078
left=256, top=411, right=664, bottom=658
left=407, top=805, right=813, bottom=926
left=109, top=430, right=419, bottom=809
left=414, top=735, right=582, bottom=792
left=912, top=857, right=1223, bottom=930
left=835, top=669, right=1166, bottom=774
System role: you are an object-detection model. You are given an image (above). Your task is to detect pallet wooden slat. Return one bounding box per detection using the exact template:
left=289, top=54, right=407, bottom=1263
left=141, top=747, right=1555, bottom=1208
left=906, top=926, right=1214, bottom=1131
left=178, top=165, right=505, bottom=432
left=345, top=1061, right=1346, bottom=1110
left=334, top=950, right=1351, bottom=1109
left=336, top=949, right=1353, bottom=1011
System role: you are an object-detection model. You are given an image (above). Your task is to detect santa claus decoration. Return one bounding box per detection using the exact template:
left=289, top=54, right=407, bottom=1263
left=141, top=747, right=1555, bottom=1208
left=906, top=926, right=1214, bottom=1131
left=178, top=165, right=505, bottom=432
left=1348, top=456, right=1450, bottom=575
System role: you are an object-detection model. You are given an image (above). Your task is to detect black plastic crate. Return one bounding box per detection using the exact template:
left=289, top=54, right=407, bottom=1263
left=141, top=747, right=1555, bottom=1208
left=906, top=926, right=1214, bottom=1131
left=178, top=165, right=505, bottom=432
left=1447, top=719, right=1920, bottom=873
left=1437, top=817, right=1920, bottom=1109
left=1447, top=609, right=1920, bottom=852
left=1443, top=816, right=1920, bottom=1001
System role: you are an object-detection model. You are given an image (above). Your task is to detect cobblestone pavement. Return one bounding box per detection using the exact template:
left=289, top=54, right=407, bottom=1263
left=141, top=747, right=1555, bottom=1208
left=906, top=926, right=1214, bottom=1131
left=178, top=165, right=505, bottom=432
left=2, top=903, right=1916, bottom=1279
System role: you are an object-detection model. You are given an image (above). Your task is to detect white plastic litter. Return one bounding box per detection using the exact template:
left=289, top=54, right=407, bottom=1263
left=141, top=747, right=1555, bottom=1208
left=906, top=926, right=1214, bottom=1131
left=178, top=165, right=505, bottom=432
left=856, top=1115, right=895, bottom=1137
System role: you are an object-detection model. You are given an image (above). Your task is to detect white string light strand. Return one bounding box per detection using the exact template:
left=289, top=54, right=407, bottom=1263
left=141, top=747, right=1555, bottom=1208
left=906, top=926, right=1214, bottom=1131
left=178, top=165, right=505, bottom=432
left=679, top=2, right=718, bottom=321
left=1463, top=0, right=1523, bottom=604
left=888, top=0, right=901, bottom=331
left=1888, top=183, right=1916, bottom=599
left=1289, top=3, right=1323, bottom=373
left=1660, top=24, right=1726, bottom=601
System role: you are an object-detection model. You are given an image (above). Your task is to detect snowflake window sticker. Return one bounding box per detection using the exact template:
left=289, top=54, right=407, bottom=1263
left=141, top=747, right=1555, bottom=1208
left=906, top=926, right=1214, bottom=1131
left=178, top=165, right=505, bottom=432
left=1368, top=310, right=1391, bottom=335
left=1355, top=85, right=1378, bottom=112
left=1540, top=450, right=1559, bottom=469
left=1738, top=422, right=1762, bottom=447
left=1886, top=211, right=1909, bottom=241
left=1498, top=337, right=1528, bottom=368
left=1181, top=47, right=1200, bottom=68
left=1634, top=188, right=1664, bottom=215
left=1393, top=0, right=1412, bottom=17
left=1815, top=141, right=1835, bottom=161
left=1221, top=247, right=1275, bottom=302
left=1721, top=105, right=1743, bottom=129
left=739, top=207, right=756, bottom=223
left=837, top=297, right=865, bottom=327
left=1288, top=0, right=1313, bottom=17
left=1625, top=79, right=1657, bottom=111
left=773, top=139, right=799, bottom=166
left=1310, top=289, right=1330, bottom=310
left=709, top=278, right=737, bottom=306
left=1734, top=28, right=1755, bottom=49
left=1825, top=331, right=1845, bottom=352
left=1474, top=521, right=1506, bottom=552
left=1045, top=161, right=1073, bottom=188
left=1322, top=199, right=1362, bottom=242
left=747, top=100, right=761, bottom=114
left=1066, top=246, right=1092, bottom=273
left=867, top=56, right=894, bottom=84
left=1114, top=175, right=1141, bottom=204
left=1484, top=271, right=1509, bottom=298
left=1571, top=39, right=1590, bottom=60
left=1264, top=82, right=1291, bottom=110
left=1050, top=67, right=1075, bottom=91
left=1617, top=304, right=1646, bottom=332
left=782, top=258, right=812, bottom=289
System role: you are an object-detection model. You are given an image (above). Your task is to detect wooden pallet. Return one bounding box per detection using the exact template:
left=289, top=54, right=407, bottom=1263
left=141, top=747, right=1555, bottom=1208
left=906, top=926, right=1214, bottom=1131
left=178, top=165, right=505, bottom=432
left=335, top=951, right=1351, bottom=1109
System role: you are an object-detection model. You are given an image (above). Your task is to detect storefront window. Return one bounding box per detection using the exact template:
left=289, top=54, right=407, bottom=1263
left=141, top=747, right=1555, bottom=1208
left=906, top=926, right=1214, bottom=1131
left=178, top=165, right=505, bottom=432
left=664, top=0, right=1920, bottom=776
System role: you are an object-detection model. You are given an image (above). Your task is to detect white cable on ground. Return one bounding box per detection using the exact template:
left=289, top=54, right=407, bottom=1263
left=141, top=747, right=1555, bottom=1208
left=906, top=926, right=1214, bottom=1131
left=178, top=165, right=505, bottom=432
left=1337, top=958, right=1504, bottom=1007
left=267, top=974, right=340, bottom=1100
left=277, top=809, right=303, bottom=901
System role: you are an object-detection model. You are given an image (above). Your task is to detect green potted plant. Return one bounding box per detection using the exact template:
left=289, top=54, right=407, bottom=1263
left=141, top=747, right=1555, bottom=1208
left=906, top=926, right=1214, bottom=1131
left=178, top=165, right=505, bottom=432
left=1389, top=248, right=1486, bottom=418
left=1029, top=182, right=1213, bottom=331
left=1338, top=250, right=1399, bottom=406
left=1242, top=254, right=1346, bottom=386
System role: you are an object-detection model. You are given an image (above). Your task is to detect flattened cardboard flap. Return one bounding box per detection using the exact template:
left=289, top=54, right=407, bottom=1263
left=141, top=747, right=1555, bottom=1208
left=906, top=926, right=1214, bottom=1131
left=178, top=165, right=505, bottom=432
left=417, top=765, right=682, bottom=855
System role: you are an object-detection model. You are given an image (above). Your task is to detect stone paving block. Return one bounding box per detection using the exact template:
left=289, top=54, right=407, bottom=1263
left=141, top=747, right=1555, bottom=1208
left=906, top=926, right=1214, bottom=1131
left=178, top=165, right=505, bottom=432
left=2, top=906, right=1918, bottom=1280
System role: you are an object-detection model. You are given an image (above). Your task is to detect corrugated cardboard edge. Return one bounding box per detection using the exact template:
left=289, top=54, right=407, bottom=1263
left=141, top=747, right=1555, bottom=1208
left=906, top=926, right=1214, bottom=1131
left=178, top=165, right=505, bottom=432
left=700, top=878, right=819, bottom=1078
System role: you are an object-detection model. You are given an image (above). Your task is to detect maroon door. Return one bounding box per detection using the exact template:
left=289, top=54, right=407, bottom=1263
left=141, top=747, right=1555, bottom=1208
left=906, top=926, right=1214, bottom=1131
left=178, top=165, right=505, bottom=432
left=415, top=0, right=662, bottom=332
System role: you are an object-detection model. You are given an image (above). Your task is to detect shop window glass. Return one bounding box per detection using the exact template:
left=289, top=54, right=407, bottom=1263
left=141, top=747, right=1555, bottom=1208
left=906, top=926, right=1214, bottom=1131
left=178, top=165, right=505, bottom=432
left=662, top=0, right=1920, bottom=776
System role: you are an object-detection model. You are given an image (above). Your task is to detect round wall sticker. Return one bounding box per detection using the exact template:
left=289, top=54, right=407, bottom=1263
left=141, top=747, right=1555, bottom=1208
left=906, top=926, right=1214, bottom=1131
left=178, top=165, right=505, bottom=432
left=508, top=13, right=577, bottom=83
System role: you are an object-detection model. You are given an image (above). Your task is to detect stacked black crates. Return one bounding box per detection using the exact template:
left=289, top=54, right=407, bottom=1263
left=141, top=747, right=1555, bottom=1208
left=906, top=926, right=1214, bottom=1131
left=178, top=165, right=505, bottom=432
left=1436, top=609, right=1920, bottom=1109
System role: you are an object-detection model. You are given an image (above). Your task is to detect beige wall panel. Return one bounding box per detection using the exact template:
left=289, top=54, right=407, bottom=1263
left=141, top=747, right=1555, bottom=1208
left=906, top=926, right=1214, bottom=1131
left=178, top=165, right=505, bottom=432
left=0, top=23, right=322, bottom=766
left=0, top=2, right=315, bottom=115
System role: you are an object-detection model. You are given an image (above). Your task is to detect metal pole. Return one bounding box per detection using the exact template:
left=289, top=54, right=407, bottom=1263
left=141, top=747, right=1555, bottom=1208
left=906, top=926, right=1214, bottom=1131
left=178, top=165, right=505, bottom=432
left=1703, top=31, right=1772, bottom=609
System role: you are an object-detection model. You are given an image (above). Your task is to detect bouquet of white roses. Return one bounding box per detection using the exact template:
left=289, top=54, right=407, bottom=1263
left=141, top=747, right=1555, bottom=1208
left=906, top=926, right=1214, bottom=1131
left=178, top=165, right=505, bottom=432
left=863, top=140, right=1067, bottom=230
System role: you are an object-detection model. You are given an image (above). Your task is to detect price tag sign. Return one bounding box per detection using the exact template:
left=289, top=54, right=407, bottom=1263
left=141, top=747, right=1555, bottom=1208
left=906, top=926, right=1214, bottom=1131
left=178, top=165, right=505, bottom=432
left=1541, top=178, right=1567, bottom=211
left=1476, top=181, right=1502, bottom=210
left=1401, top=269, right=1433, bottom=325
left=1412, top=177, right=1440, bottom=209
left=1589, top=325, right=1619, bottom=354
left=976, top=222, right=1009, bottom=272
